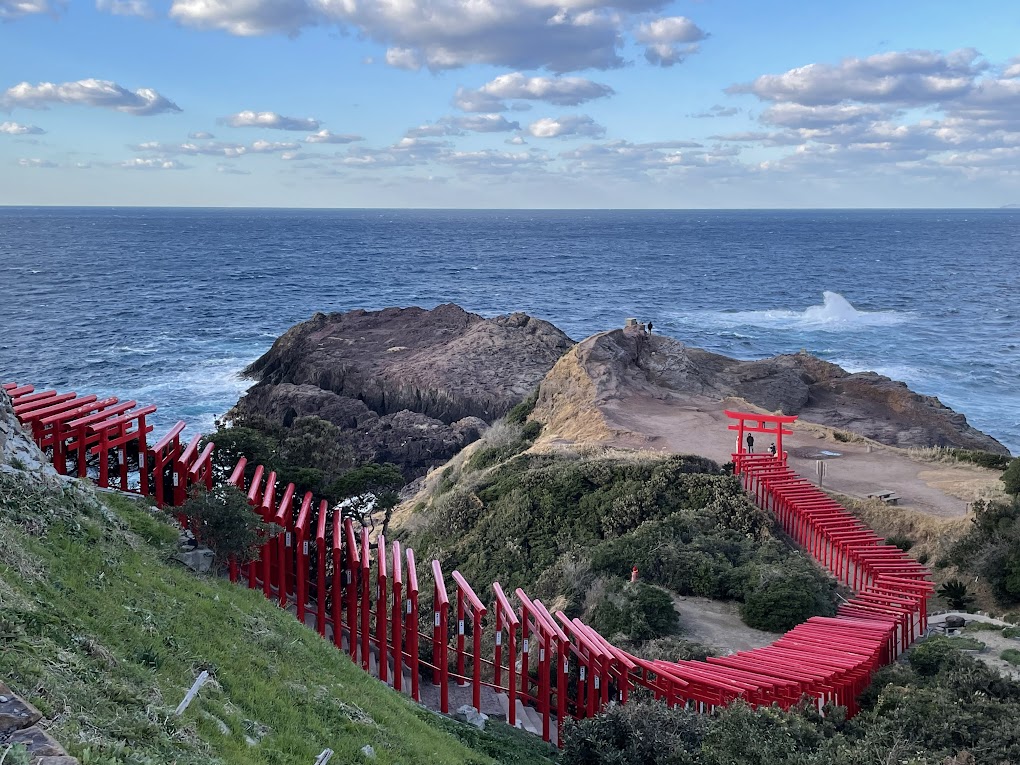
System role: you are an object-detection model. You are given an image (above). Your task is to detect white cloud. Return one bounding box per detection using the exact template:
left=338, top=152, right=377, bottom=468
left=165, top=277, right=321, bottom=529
left=216, top=163, right=251, bottom=175
left=444, top=149, right=550, bottom=175
left=405, top=114, right=520, bottom=138
left=690, top=105, right=740, bottom=118
left=454, top=114, right=521, bottom=133
left=119, top=157, right=189, bottom=170
left=188, top=131, right=214, bottom=139
left=305, top=129, right=363, bottom=144
left=2, top=79, right=180, bottom=115
left=528, top=115, right=605, bottom=138
left=16, top=157, right=57, bottom=168
left=453, top=72, right=615, bottom=112
left=1, top=121, right=45, bottom=135
left=223, top=110, right=320, bottom=131
left=729, top=48, right=986, bottom=106
left=0, top=1, right=63, bottom=20
left=760, top=103, right=890, bottom=128
left=96, top=0, right=151, bottom=17
left=634, top=16, right=707, bottom=67
left=169, top=0, right=689, bottom=72
left=132, top=139, right=299, bottom=156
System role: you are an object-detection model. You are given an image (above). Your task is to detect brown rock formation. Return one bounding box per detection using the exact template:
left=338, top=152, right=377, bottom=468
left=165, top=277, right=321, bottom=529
left=533, top=328, right=1009, bottom=455
left=235, top=305, right=574, bottom=476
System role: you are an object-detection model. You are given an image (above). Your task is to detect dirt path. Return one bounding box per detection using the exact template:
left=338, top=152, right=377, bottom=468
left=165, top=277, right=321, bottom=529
left=598, top=393, right=1004, bottom=519
left=673, top=595, right=780, bottom=654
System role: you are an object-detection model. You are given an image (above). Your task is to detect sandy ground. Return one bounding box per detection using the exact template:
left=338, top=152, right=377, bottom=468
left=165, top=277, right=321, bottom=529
left=673, top=595, right=780, bottom=653
left=597, top=393, right=1004, bottom=519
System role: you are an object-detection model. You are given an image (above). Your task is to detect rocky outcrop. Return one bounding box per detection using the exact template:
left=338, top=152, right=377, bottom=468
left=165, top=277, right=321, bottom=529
left=534, top=328, right=1010, bottom=454
left=235, top=305, right=574, bottom=476
left=1, top=391, right=60, bottom=484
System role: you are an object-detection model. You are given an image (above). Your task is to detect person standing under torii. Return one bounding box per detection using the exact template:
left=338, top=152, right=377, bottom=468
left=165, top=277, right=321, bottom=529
left=746, top=433, right=754, bottom=453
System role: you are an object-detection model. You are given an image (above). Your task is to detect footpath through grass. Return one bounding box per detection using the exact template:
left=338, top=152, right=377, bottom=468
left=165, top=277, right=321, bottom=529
left=0, top=472, right=554, bottom=765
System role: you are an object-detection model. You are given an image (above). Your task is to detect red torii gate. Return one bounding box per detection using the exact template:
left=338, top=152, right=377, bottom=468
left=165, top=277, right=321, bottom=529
left=725, top=409, right=796, bottom=468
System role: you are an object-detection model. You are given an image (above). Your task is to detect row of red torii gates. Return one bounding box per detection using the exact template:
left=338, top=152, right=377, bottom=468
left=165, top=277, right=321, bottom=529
left=3, top=382, right=934, bottom=746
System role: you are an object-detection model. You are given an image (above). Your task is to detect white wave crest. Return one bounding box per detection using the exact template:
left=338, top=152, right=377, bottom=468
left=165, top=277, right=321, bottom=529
left=700, top=292, right=908, bottom=331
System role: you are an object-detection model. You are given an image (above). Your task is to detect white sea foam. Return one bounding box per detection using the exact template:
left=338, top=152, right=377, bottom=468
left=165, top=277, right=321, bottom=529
left=693, top=292, right=908, bottom=331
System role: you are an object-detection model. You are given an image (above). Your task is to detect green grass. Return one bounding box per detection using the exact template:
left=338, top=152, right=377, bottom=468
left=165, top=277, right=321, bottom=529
left=946, top=636, right=985, bottom=651
left=965, top=621, right=1004, bottom=633
left=0, top=474, right=553, bottom=765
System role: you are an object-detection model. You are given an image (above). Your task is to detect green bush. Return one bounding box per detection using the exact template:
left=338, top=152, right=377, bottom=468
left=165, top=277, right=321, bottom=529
left=179, top=485, right=278, bottom=565
left=589, top=582, right=679, bottom=642
left=739, top=564, right=837, bottom=632
left=909, top=637, right=964, bottom=675
left=949, top=448, right=1014, bottom=471
left=505, top=389, right=540, bottom=425
left=521, top=420, right=543, bottom=442
left=412, top=452, right=836, bottom=635
left=885, top=534, right=914, bottom=552
left=1002, top=648, right=1020, bottom=665
left=1003, top=458, right=1020, bottom=496
left=1003, top=626, right=1020, bottom=639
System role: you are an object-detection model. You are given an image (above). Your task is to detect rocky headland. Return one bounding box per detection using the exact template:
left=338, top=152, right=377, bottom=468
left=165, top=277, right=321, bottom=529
left=233, top=304, right=574, bottom=476
left=235, top=309, right=1008, bottom=481
left=533, top=326, right=1009, bottom=455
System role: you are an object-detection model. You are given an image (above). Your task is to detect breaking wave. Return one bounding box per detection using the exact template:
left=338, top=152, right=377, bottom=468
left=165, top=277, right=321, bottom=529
left=702, top=292, right=908, bottom=331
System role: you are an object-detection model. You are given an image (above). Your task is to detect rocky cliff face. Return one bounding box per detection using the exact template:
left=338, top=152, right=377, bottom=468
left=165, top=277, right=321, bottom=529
left=533, top=328, right=1010, bottom=454
left=235, top=305, right=574, bottom=476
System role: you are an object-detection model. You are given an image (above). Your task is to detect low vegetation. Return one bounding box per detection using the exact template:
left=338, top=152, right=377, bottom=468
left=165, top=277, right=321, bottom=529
left=561, top=637, right=1020, bottom=764
left=0, top=472, right=552, bottom=765
left=950, top=494, right=1020, bottom=606
left=205, top=414, right=404, bottom=526
left=410, top=448, right=837, bottom=642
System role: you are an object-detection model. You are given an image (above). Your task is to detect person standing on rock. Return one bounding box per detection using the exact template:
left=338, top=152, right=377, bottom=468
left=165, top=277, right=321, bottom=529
left=647, top=322, right=653, bottom=334
left=746, top=433, right=754, bottom=453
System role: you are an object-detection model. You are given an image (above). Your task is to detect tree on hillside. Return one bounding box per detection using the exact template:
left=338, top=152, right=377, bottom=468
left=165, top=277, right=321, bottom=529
left=179, top=485, right=279, bottom=565
left=1003, top=458, right=1020, bottom=496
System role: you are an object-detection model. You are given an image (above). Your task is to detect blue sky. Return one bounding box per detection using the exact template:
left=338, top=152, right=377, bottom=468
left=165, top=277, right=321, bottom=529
left=2, top=0, right=1020, bottom=207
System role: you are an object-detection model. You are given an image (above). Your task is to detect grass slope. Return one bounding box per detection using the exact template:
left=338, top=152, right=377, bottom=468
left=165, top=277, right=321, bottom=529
left=0, top=472, right=554, bottom=765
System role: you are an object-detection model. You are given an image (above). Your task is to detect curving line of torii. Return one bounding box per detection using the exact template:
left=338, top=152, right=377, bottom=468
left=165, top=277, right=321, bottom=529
left=3, top=382, right=933, bottom=748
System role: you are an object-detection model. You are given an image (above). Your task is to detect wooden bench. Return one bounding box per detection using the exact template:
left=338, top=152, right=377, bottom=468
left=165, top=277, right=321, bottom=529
left=867, top=490, right=901, bottom=505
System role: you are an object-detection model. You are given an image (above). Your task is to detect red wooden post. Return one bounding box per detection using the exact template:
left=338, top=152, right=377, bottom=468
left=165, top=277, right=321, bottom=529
left=227, top=457, right=248, bottom=583
left=344, top=518, right=359, bottom=661
left=316, top=500, right=329, bottom=637
left=275, top=483, right=296, bottom=608
left=493, top=582, right=518, bottom=728
left=246, top=465, right=266, bottom=590
left=260, top=474, right=277, bottom=598
left=377, top=535, right=389, bottom=684
left=391, top=541, right=403, bottom=692
left=331, top=511, right=345, bottom=650
left=432, top=559, right=450, bottom=714
left=452, top=571, right=486, bottom=711
left=295, top=492, right=313, bottom=624
left=406, top=547, right=420, bottom=702
left=176, top=434, right=201, bottom=506
left=360, top=528, right=371, bottom=672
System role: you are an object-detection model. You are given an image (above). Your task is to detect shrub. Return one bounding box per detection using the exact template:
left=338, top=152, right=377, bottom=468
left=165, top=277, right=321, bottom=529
left=909, top=637, right=963, bottom=676
left=740, top=565, right=836, bottom=633
left=1003, top=458, right=1020, bottom=496
left=587, top=582, right=679, bottom=642
left=1003, top=626, right=1020, bottom=639
left=505, top=389, right=539, bottom=425
left=938, top=579, right=975, bottom=610
left=178, top=485, right=277, bottom=565
left=949, top=449, right=1014, bottom=471
left=521, top=420, right=543, bottom=442
left=1002, top=648, right=1020, bottom=665
left=886, top=534, right=914, bottom=552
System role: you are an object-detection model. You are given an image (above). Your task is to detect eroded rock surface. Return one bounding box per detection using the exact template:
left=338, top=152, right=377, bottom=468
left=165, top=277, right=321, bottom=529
left=534, top=328, right=1009, bottom=454
left=235, top=305, right=574, bottom=476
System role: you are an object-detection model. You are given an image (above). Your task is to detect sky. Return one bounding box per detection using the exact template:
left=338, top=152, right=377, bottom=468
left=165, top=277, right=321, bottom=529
left=2, top=0, right=1020, bottom=208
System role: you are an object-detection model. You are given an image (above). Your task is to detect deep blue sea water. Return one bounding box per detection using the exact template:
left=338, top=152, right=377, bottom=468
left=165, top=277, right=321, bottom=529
left=1, top=207, right=1017, bottom=454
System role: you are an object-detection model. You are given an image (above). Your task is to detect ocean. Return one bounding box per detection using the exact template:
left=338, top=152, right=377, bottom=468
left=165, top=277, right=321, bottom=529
left=1, top=207, right=1017, bottom=454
